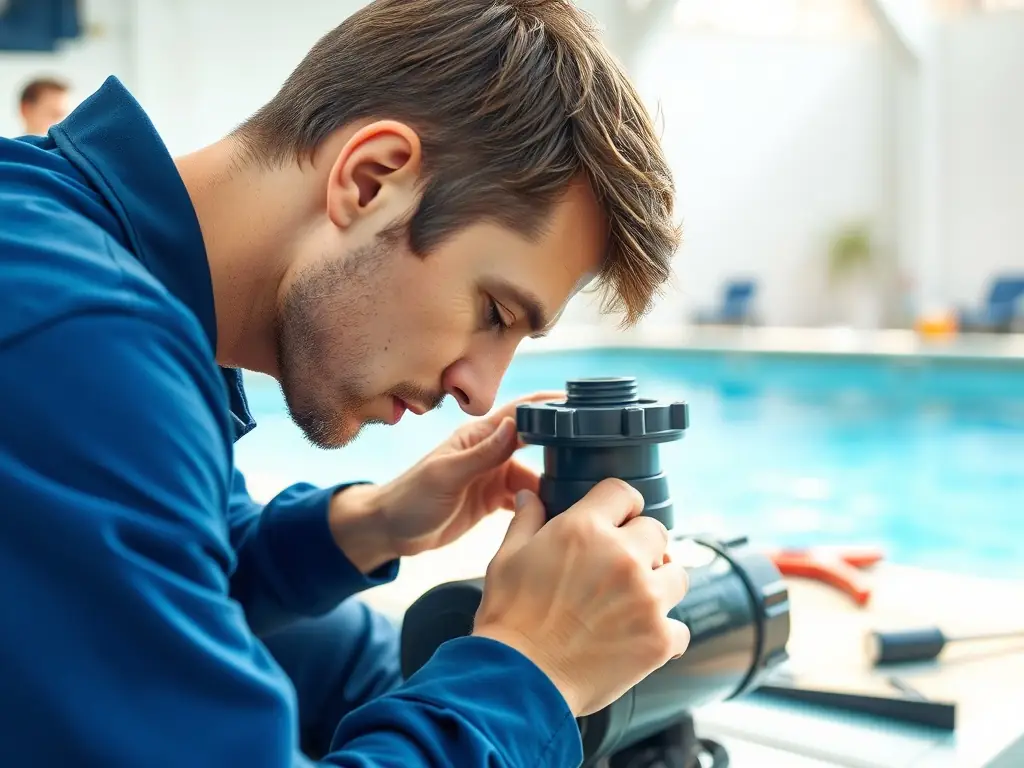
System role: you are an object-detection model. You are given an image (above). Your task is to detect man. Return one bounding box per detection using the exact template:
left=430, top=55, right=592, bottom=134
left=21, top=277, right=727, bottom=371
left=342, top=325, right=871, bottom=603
left=16, top=76, right=70, bottom=136
left=0, top=1, right=688, bottom=766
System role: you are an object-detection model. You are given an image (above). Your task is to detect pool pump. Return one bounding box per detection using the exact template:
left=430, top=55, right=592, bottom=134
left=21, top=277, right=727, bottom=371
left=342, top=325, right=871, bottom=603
left=400, top=378, right=792, bottom=767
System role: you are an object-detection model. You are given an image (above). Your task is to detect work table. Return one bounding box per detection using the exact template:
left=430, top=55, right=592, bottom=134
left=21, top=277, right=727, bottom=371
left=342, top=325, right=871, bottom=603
left=359, top=513, right=1024, bottom=767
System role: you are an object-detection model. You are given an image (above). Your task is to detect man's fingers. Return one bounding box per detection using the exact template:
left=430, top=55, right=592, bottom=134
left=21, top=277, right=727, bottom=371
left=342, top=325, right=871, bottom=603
left=496, top=489, right=546, bottom=557
left=455, top=418, right=499, bottom=448
left=651, top=559, right=690, bottom=613
left=502, top=459, right=541, bottom=500
left=572, top=478, right=644, bottom=527
left=620, top=515, right=670, bottom=569
left=467, top=416, right=517, bottom=465
left=442, top=418, right=517, bottom=481
left=664, top=618, right=692, bottom=661
left=484, top=390, right=565, bottom=430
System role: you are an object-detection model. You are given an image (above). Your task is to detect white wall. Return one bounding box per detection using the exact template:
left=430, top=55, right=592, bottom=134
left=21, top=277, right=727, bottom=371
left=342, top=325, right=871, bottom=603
left=940, top=11, right=1024, bottom=306
left=617, top=9, right=1024, bottom=329
left=890, top=8, right=1024, bottom=319
left=131, top=0, right=369, bottom=155
left=632, top=32, right=886, bottom=328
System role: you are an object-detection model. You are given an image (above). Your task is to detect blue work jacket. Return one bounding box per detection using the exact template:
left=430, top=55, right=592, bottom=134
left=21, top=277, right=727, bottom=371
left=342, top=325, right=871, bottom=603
left=0, top=76, right=580, bottom=767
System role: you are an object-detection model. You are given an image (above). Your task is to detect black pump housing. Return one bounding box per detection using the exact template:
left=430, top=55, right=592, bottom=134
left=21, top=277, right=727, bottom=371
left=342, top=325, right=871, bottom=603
left=400, top=376, right=791, bottom=766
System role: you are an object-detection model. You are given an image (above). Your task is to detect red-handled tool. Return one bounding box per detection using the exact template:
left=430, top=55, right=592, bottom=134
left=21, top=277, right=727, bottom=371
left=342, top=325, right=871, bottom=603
left=767, top=546, right=885, bottom=607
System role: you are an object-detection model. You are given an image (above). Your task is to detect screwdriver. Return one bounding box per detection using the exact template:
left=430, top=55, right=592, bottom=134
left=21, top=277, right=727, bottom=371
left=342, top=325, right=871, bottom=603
left=867, top=626, right=1024, bottom=666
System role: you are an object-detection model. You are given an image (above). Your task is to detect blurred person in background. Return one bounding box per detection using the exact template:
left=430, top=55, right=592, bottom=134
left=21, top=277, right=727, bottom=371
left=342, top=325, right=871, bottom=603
left=17, top=76, right=70, bottom=136
left=0, top=1, right=687, bottom=766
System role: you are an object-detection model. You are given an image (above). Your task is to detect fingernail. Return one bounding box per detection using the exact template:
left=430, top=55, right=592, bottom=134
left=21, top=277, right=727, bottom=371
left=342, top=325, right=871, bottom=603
left=514, top=490, right=531, bottom=511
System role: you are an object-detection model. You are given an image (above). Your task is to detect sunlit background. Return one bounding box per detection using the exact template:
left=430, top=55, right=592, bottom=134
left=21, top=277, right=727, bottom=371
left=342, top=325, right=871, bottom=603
left=3, top=1, right=1022, bottom=583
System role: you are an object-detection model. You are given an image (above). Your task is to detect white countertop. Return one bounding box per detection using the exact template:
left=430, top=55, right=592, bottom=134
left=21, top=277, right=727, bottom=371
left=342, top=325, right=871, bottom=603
left=360, top=515, right=1024, bottom=768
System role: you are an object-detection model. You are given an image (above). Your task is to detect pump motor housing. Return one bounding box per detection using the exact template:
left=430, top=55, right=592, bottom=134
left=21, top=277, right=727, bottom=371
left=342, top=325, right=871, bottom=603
left=399, top=377, right=791, bottom=765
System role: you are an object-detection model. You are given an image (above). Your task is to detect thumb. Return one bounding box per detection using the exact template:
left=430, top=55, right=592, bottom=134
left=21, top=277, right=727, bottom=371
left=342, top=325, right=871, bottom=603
left=667, top=618, right=692, bottom=661
left=496, top=489, right=547, bottom=558
left=446, top=417, right=517, bottom=479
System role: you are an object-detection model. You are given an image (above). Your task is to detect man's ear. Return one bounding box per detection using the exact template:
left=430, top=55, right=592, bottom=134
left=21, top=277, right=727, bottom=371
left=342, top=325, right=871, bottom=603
left=326, top=120, right=422, bottom=230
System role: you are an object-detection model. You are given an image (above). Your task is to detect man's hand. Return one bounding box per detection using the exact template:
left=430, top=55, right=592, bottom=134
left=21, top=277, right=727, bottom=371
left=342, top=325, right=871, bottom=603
left=472, top=480, right=692, bottom=717
left=328, top=392, right=562, bottom=573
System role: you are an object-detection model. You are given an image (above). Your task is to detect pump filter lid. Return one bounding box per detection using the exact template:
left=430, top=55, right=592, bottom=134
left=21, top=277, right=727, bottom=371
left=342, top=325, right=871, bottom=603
left=516, top=377, right=689, bottom=446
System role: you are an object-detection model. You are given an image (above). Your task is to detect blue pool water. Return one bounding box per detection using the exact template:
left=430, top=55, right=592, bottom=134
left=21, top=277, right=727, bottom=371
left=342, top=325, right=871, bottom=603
left=235, top=348, right=1024, bottom=580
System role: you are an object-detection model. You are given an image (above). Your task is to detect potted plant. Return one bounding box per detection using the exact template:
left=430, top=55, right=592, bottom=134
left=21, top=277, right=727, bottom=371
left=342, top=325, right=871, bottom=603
left=826, top=221, right=880, bottom=328
left=828, top=222, right=873, bottom=284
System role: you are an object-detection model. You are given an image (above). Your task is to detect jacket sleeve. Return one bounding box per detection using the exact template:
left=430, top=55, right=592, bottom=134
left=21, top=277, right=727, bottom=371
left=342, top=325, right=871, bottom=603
left=0, top=308, right=582, bottom=768
left=226, top=467, right=399, bottom=635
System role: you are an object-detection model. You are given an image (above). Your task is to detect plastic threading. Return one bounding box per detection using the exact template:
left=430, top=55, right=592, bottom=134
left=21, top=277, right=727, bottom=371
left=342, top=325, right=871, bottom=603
left=565, top=378, right=639, bottom=407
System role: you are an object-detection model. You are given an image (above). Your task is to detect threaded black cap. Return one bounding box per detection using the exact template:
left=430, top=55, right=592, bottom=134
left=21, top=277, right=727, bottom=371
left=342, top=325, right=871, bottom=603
left=516, top=377, right=688, bottom=447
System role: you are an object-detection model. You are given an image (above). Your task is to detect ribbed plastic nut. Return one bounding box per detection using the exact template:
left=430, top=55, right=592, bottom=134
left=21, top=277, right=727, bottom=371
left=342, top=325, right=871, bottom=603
left=516, top=377, right=689, bottom=443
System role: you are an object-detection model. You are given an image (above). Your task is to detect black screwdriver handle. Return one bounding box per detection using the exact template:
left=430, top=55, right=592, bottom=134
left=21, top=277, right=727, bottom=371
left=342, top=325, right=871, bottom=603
left=868, top=627, right=947, bottom=665
left=869, top=625, right=1024, bottom=666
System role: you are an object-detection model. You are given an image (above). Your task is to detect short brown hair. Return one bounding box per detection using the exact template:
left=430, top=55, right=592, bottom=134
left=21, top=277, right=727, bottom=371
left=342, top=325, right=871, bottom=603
left=19, top=77, right=69, bottom=106
left=236, top=0, right=680, bottom=326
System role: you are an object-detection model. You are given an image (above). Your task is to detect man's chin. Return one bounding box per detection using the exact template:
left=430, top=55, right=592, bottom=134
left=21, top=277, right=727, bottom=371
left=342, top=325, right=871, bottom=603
left=280, top=385, right=388, bottom=449
left=297, top=415, right=390, bottom=451
left=285, top=404, right=353, bottom=450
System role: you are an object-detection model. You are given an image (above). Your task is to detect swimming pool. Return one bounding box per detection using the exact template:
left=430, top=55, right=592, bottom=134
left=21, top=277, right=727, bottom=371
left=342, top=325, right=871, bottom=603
left=235, top=348, right=1024, bottom=580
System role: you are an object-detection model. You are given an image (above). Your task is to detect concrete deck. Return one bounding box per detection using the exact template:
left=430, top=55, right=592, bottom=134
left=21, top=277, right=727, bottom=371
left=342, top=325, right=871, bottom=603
left=520, top=324, right=1024, bottom=363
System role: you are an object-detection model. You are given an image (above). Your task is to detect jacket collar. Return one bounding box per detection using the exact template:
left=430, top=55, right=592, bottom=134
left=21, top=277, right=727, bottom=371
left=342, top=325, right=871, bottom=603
left=51, top=76, right=256, bottom=439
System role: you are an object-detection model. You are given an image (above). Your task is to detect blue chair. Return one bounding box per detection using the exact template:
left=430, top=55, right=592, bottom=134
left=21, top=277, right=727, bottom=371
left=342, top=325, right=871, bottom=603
left=694, top=279, right=759, bottom=326
left=959, top=275, right=1024, bottom=333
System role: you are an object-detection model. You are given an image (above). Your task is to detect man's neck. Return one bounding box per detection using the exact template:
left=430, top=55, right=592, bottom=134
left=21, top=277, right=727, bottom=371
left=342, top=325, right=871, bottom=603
left=174, top=139, right=308, bottom=377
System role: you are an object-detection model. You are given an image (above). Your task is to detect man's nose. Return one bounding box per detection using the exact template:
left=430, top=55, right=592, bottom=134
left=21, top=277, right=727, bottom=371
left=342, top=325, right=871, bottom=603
left=442, top=354, right=512, bottom=417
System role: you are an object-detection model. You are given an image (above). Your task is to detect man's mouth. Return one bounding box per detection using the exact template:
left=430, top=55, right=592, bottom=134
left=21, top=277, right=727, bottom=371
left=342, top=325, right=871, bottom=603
left=390, top=397, right=407, bottom=425
left=405, top=400, right=428, bottom=416
left=390, top=397, right=430, bottom=424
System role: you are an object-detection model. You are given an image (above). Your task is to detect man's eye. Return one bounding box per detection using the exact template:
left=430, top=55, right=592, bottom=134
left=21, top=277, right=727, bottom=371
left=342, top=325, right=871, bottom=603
left=488, top=298, right=510, bottom=332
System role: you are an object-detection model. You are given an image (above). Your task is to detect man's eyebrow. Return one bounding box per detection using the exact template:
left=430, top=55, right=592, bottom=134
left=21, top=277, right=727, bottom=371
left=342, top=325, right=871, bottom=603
left=488, top=279, right=552, bottom=338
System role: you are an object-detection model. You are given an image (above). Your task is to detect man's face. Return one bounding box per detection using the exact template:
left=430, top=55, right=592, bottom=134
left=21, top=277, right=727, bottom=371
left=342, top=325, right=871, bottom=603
left=21, top=88, right=69, bottom=136
left=275, top=177, right=604, bottom=450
